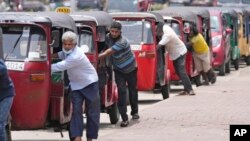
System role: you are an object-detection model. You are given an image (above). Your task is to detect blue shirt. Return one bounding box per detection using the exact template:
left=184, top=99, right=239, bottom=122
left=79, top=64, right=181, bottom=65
left=105, top=34, right=136, bottom=73
left=0, top=59, right=15, bottom=101
left=51, top=46, right=98, bottom=91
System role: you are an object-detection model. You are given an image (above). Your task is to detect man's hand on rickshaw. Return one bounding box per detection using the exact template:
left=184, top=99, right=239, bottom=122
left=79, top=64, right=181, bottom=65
left=51, top=53, right=59, bottom=59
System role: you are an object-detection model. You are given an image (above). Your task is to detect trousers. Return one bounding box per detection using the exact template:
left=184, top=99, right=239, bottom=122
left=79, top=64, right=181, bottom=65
left=69, top=82, right=100, bottom=139
left=0, top=97, right=13, bottom=141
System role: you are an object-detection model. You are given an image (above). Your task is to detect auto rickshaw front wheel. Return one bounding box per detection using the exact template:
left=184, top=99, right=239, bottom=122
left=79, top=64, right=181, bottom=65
left=233, top=58, right=239, bottom=70
left=107, top=103, right=120, bottom=124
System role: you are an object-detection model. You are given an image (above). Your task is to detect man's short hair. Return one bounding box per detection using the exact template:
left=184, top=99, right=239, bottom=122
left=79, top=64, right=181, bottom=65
left=110, top=21, right=122, bottom=30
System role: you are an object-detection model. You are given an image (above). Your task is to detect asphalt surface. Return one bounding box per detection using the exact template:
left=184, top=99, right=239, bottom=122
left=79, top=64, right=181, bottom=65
left=12, top=64, right=250, bottom=141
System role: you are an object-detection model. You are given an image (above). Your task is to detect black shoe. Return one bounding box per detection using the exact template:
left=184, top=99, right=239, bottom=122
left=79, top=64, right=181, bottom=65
left=132, top=113, right=140, bottom=119
left=120, top=120, right=129, bottom=127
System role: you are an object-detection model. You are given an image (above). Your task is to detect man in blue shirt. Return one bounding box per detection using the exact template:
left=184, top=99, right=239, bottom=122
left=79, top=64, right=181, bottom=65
left=51, top=31, right=100, bottom=141
left=0, top=58, right=15, bottom=141
left=99, top=21, right=139, bottom=127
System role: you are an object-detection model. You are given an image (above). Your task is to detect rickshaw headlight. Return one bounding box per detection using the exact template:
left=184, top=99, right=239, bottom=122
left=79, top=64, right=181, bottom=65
left=212, top=36, right=222, bottom=48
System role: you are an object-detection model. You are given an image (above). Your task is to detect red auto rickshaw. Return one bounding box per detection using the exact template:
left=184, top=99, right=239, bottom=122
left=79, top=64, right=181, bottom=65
left=110, top=12, right=171, bottom=99
left=0, top=12, right=77, bottom=129
left=70, top=11, right=119, bottom=124
left=156, top=8, right=201, bottom=85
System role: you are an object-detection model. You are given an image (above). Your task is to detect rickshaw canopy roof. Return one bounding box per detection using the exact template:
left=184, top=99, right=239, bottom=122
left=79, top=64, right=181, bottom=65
left=232, top=7, right=248, bottom=15
left=70, top=11, right=112, bottom=27
left=110, top=12, right=164, bottom=23
left=156, top=8, right=198, bottom=24
left=176, top=7, right=210, bottom=20
left=0, top=12, right=77, bottom=32
left=243, top=7, right=250, bottom=15
left=208, top=7, right=238, bottom=18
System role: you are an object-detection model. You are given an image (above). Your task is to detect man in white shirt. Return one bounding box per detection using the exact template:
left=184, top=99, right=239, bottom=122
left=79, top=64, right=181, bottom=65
left=157, top=24, right=195, bottom=95
left=51, top=31, right=100, bottom=141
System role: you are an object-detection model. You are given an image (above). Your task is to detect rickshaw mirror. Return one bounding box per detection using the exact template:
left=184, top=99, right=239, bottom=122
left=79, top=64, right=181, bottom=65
left=183, top=26, right=190, bottom=34
left=183, top=22, right=190, bottom=34
left=51, top=30, right=60, bottom=48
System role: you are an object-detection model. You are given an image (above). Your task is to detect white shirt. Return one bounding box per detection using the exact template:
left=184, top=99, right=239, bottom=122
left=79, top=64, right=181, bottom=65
left=52, top=46, right=98, bottom=90
left=158, top=24, right=187, bottom=60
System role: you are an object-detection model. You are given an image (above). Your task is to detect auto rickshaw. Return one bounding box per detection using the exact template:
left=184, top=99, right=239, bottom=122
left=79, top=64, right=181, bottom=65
left=110, top=12, right=171, bottom=99
left=243, top=7, right=250, bottom=65
left=70, top=11, right=119, bottom=124
left=156, top=8, right=201, bottom=86
left=0, top=12, right=77, bottom=129
left=234, top=7, right=250, bottom=66
left=217, top=7, right=241, bottom=71
left=208, top=8, right=232, bottom=76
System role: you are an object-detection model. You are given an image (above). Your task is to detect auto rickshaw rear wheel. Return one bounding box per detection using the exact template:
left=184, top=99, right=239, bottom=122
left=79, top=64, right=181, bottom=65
left=219, top=62, right=226, bottom=76
left=225, top=59, right=231, bottom=73
left=233, top=58, right=239, bottom=70
left=245, top=56, right=250, bottom=66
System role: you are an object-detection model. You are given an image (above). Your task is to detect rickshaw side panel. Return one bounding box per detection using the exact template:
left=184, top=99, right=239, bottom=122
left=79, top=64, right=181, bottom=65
left=136, top=51, right=157, bottom=90
left=10, top=63, right=50, bottom=129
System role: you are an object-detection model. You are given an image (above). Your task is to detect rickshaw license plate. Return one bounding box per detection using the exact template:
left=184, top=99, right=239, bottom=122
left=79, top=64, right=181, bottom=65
left=130, top=45, right=142, bottom=51
left=5, top=61, right=25, bottom=71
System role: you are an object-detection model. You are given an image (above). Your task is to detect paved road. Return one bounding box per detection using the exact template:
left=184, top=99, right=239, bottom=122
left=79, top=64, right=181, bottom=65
left=12, top=64, right=250, bottom=141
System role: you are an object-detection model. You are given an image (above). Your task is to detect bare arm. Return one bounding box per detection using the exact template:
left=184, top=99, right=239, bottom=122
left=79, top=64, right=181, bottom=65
left=98, top=48, right=115, bottom=60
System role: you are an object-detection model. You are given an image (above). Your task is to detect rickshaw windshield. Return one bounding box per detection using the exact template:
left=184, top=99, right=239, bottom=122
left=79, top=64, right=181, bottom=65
left=107, top=0, right=138, bottom=12
left=1, top=25, right=47, bottom=61
left=210, top=16, right=220, bottom=32
left=78, top=29, right=94, bottom=53
left=120, top=20, right=154, bottom=44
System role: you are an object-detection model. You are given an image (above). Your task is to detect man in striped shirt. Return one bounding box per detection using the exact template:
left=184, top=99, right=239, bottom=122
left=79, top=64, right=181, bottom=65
left=98, top=21, right=139, bottom=127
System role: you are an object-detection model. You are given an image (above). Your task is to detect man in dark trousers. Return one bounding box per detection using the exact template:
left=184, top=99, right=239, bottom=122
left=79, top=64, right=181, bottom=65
left=0, top=53, right=15, bottom=141
left=51, top=31, right=100, bottom=141
left=98, top=21, right=139, bottom=127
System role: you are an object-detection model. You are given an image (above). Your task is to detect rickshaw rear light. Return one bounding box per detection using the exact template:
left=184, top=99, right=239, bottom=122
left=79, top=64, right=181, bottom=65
left=138, top=51, right=155, bottom=58
left=145, top=51, right=155, bottom=58
left=30, top=73, right=45, bottom=82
